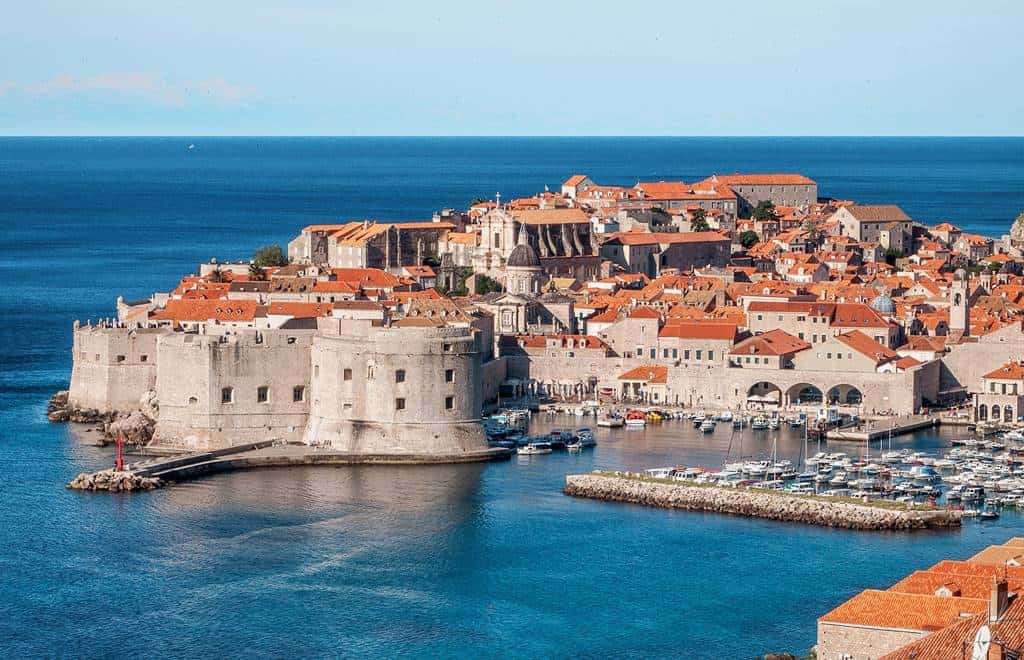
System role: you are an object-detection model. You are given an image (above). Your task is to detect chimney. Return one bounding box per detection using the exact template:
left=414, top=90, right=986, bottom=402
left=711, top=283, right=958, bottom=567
left=990, top=578, right=1009, bottom=623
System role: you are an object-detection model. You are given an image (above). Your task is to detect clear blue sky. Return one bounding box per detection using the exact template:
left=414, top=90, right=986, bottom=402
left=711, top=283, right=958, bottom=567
left=2, top=0, right=1022, bottom=136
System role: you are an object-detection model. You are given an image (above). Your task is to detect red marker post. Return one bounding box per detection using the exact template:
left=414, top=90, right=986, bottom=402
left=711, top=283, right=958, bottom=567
left=116, top=433, right=124, bottom=472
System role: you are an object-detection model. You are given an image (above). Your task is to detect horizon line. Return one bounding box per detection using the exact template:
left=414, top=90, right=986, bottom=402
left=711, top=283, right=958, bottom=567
left=2, top=134, right=1024, bottom=139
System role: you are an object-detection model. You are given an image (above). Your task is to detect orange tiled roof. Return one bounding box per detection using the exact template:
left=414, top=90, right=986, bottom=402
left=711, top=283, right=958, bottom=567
left=835, top=330, right=899, bottom=365
left=658, top=321, right=739, bottom=341
left=984, top=361, right=1024, bottom=381
left=818, top=589, right=986, bottom=631
left=150, top=299, right=259, bottom=323
left=710, top=173, right=815, bottom=186
left=605, top=230, right=730, bottom=246
left=729, top=329, right=809, bottom=356
left=618, top=365, right=668, bottom=384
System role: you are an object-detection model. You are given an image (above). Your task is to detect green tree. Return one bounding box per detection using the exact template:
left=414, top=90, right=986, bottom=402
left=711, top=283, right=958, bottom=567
left=208, top=267, right=227, bottom=283
left=801, top=218, right=821, bottom=240
left=751, top=200, right=778, bottom=222
left=738, top=230, right=760, bottom=249
left=689, top=208, right=709, bottom=232
left=475, top=274, right=504, bottom=295
left=252, top=244, right=289, bottom=267
left=469, top=197, right=488, bottom=206
left=248, top=263, right=266, bottom=281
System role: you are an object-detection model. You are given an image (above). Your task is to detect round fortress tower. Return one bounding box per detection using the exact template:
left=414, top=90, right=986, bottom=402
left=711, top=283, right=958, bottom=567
left=305, top=321, right=490, bottom=457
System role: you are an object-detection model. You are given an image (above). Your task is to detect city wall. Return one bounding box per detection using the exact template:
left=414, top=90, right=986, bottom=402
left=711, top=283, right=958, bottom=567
left=68, top=323, right=168, bottom=412
left=152, top=330, right=314, bottom=450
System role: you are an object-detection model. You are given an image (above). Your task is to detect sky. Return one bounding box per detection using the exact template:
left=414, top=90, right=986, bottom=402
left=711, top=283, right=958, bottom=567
left=1, top=0, right=1022, bottom=136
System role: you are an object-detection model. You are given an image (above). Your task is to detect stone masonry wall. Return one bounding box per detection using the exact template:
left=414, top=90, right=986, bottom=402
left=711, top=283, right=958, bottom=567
left=68, top=323, right=167, bottom=412
left=816, top=622, right=924, bottom=660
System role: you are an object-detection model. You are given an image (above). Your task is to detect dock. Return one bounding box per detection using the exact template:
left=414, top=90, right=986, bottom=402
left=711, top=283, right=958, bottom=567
left=826, top=414, right=939, bottom=442
left=68, top=440, right=511, bottom=492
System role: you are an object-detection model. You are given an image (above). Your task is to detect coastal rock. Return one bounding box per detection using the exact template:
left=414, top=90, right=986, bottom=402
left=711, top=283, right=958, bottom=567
left=105, top=410, right=155, bottom=447
left=66, top=469, right=162, bottom=493
left=1011, top=209, right=1024, bottom=246
left=139, top=390, right=159, bottom=419
left=564, top=473, right=961, bottom=531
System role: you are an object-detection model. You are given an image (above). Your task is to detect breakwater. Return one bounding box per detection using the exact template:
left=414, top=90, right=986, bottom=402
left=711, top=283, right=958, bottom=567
left=565, top=472, right=961, bottom=531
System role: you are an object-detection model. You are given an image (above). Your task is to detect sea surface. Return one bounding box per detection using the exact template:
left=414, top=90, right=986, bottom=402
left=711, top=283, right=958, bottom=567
left=2, top=137, right=1024, bottom=658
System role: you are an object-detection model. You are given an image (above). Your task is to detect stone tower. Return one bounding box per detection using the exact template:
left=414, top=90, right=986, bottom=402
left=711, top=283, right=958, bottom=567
left=950, top=268, right=969, bottom=336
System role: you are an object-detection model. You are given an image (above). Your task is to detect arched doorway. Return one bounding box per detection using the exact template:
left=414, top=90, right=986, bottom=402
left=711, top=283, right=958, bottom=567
left=827, top=384, right=863, bottom=406
left=747, top=382, right=782, bottom=408
left=786, top=383, right=823, bottom=406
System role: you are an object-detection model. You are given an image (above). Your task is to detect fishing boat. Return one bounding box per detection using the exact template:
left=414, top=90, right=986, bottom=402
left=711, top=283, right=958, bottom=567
left=517, top=442, right=552, bottom=455
left=750, top=416, right=769, bottom=430
left=624, top=411, right=647, bottom=427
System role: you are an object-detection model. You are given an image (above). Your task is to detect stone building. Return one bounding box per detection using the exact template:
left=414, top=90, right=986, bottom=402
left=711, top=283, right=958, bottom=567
left=69, top=321, right=167, bottom=412
left=288, top=221, right=454, bottom=271
left=599, top=231, right=731, bottom=277
left=832, top=205, right=913, bottom=247
left=701, top=174, right=817, bottom=217
left=974, top=361, right=1024, bottom=423
left=472, top=207, right=599, bottom=280
left=304, top=318, right=488, bottom=456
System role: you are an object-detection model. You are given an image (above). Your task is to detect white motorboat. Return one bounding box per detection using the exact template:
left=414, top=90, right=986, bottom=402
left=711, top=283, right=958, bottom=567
left=719, top=411, right=734, bottom=422
left=699, top=419, right=716, bottom=433
left=517, top=442, right=552, bottom=455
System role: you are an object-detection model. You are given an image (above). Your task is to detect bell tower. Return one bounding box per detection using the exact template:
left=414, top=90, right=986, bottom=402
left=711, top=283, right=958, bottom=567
left=950, top=268, right=969, bottom=336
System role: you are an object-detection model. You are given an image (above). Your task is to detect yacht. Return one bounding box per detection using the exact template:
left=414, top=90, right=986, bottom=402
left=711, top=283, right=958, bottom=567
left=517, top=442, right=552, bottom=455
left=597, top=414, right=624, bottom=428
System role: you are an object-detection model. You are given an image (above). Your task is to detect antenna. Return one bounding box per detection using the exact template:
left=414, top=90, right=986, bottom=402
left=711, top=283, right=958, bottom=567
left=972, top=625, right=991, bottom=660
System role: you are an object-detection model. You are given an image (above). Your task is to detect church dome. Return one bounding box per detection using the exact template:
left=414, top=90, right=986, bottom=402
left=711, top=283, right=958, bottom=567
left=507, top=242, right=541, bottom=268
left=870, top=293, right=896, bottom=315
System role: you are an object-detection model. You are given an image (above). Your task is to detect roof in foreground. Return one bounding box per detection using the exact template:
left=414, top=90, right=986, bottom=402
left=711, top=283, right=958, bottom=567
left=818, top=589, right=986, bottom=630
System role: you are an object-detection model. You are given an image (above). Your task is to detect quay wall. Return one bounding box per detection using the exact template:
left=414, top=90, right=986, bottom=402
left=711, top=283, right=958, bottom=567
left=564, top=473, right=961, bottom=531
left=152, top=330, right=314, bottom=450
left=68, top=323, right=168, bottom=412
left=303, top=319, right=489, bottom=455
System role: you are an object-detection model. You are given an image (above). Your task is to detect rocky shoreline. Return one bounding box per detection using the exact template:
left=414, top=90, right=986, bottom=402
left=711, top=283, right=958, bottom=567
left=565, top=472, right=962, bottom=531
left=47, top=390, right=155, bottom=446
left=66, top=469, right=163, bottom=492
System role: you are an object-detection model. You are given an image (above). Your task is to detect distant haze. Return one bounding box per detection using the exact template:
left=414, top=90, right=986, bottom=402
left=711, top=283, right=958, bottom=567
left=2, top=1, right=1022, bottom=136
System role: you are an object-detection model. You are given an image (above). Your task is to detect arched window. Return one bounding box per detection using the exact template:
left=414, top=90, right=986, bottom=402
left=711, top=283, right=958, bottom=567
left=1006, top=406, right=1016, bottom=422
left=978, top=404, right=988, bottom=420
left=221, top=387, right=233, bottom=404
left=992, top=405, right=1001, bottom=422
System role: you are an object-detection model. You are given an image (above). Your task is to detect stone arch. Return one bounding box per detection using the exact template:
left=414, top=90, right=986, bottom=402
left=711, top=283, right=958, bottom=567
left=978, top=404, right=988, bottom=421
left=786, top=382, right=823, bottom=406
left=747, top=381, right=782, bottom=407
left=827, top=384, right=863, bottom=406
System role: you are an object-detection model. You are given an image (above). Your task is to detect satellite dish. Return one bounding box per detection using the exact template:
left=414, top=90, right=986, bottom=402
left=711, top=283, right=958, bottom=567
left=972, top=624, right=991, bottom=660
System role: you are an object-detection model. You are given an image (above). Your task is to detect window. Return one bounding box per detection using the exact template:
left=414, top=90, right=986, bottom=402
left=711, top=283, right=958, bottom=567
left=396, top=398, right=406, bottom=411
left=827, top=353, right=832, bottom=359
left=663, top=349, right=669, bottom=358
left=708, top=351, right=714, bottom=361
left=445, top=396, right=454, bottom=410
left=443, top=343, right=452, bottom=352
left=649, top=348, right=656, bottom=358
left=116, top=354, right=126, bottom=362
left=221, top=387, right=233, bottom=404
left=756, top=314, right=763, bottom=321
left=293, top=386, right=305, bottom=402
left=991, top=382, right=997, bottom=393
left=395, top=369, right=406, bottom=383
left=798, top=333, right=804, bottom=340
left=140, top=355, right=148, bottom=362
left=696, top=350, right=703, bottom=360
left=684, top=350, right=690, bottom=360
left=257, top=386, right=269, bottom=403
left=672, top=349, right=678, bottom=359
left=837, top=353, right=842, bottom=360
left=343, top=368, right=352, bottom=381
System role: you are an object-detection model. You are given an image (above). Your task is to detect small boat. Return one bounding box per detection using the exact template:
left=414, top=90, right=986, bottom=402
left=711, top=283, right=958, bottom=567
left=767, top=417, right=781, bottom=430
left=788, top=416, right=805, bottom=428
left=597, top=414, right=624, bottom=428
left=980, top=509, right=1000, bottom=520
left=699, top=419, right=716, bottom=433
left=625, top=411, right=647, bottom=427
left=719, top=411, right=734, bottom=422
left=517, top=442, right=552, bottom=455
left=751, top=416, right=769, bottom=430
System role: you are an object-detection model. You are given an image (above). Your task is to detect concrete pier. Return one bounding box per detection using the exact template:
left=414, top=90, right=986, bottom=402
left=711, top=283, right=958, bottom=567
left=825, top=414, right=939, bottom=442
left=67, top=440, right=511, bottom=492
left=565, top=472, right=961, bottom=531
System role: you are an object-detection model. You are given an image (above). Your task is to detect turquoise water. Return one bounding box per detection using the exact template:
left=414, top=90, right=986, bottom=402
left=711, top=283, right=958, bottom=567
left=2, top=137, right=1024, bottom=657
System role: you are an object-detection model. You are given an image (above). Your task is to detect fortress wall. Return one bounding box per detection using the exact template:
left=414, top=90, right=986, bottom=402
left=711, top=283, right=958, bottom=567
left=152, top=330, right=313, bottom=450
left=305, top=320, right=487, bottom=454
left=481, top=357, right=507, bottom=404
left=68, top=324, right=166, bottom=412
left=939, top=325, right=1024, bottom=393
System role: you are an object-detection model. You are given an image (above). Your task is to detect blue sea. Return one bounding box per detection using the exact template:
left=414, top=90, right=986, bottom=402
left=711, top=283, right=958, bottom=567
left=2, top=137, right=1024, bottom=658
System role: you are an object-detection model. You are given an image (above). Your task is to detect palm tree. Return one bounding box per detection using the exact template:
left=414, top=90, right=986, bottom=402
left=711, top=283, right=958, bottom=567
left=208, top=267, right=227, bottom=283
left=249, top=263, right=266, bottom=281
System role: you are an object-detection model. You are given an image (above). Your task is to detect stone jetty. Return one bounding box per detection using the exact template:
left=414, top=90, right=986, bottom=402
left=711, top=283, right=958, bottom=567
left=66, top=470, right=163, bottom=492
left=565, top=472, right=961, bottom=531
